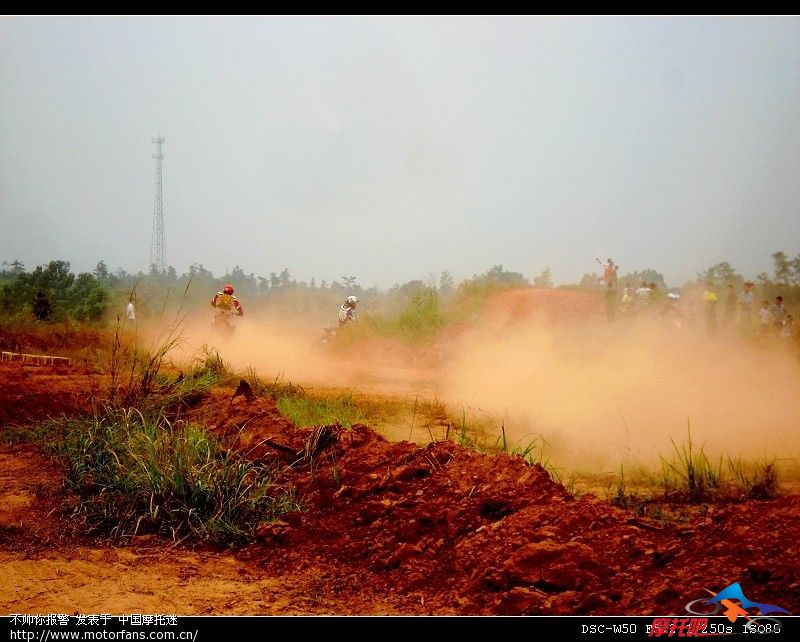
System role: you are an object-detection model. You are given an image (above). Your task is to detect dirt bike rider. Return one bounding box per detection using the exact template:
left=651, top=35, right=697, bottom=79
left=211, top=284, right=244, bottom=325
left=338, top=295, right=359, bottom=327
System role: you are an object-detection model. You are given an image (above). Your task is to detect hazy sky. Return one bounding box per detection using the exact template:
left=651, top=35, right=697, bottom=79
left=1, top=16, right=798, bottom=287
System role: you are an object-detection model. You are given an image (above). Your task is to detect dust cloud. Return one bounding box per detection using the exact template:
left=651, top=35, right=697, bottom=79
left=170, top=293, right=800, bottom=475
left=442, top=312, right=800, bottom=472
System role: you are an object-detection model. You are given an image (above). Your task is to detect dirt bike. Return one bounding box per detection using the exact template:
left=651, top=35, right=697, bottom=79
left=211, top=309, right=240, bottom=338
left=315, top=326, right=338, bottom=351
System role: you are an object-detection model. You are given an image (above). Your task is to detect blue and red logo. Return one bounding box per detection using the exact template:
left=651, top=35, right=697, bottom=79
left=702, top=582, right=789, bottom=622
left=648, top=582, right=789, bottom=637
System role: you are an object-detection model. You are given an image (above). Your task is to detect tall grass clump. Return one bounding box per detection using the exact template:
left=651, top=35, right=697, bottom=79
left=726, top=457, right=778, bottom=500
left=108, top=276, right=197, bottom=408
left=660, top=421, right=722, bottom=502
left=195, top=345, right=229, bottom=377
left=108, top=309, right=185, bottom=408
left=443, top=405, right=498, bottom=452
left=58, top=408, right=298, bottom=544
left=605, top=464, right=633, bottom=508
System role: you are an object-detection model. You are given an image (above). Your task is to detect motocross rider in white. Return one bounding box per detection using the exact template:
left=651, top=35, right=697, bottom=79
left=338, top=296, right=359, bottom=327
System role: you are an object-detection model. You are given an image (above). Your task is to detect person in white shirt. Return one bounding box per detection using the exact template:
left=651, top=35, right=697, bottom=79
left=338, top=296, right=359, bottom=326
left=126, top=298, right=136, bottom=321
left=737, top=282, right=754, bottom=332
left=758, top=300, right=772, bottom=335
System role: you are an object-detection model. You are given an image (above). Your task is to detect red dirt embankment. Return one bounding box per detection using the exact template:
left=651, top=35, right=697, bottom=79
left=188, top=391, right=800, bottom=616
left=0, top=324, right=109, bottom=359
left=0, top=363, right=99, bottom=425
left=1, top=364, right=798, bottom=615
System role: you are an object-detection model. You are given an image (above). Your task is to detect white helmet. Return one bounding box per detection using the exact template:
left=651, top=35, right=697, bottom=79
left=346, top=295, right=359, bottom=306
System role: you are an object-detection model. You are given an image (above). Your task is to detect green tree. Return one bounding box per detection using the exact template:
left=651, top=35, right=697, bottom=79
left=773, top=251, right=791, bottom=286
left=439, top=270, right=455, bottom=300
left=578, top=273, right=601, bottom=288
left=790, top=255, right=800, bottom=287
left=533, top=267, right=553, bottom=289
left=482, top=265, right=528, bottom=286
left=187, top=263, right=215, bottom=282
left=67, top=273, right=109, bottom=321
left=1, top=259, right=25, bottom=278
left=0, top=260, right=108, bottom=321
left=697, top=262, right=741, bottom=286
left=94, top=260, right=110, bottom=281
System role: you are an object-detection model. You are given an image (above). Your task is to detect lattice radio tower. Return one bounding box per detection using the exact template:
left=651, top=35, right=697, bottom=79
left=149, top=136, right=167, bottom=273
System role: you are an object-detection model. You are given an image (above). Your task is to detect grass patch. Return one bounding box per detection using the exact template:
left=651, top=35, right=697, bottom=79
left=1, top=420, right=63, bottom=445
left=241, top=368, right=305, bottom=399
left=333, top=286, right=446, bottom=346
left=55, top=408, right=299, bottom=544
left=150, top=369, right=226, bottom=413
left=277, top=391, right=367, bottom=429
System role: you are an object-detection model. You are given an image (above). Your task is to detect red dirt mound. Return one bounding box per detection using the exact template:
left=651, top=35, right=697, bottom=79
left=3, top=378, right=799, bottom=615
left=188, top=390, right=800, bottom=615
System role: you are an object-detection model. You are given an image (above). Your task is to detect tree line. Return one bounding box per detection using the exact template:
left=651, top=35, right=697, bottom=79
left=2, top=252, right=798, bottom=324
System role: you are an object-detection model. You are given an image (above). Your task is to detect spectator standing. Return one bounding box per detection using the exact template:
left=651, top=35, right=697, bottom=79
left=636, top=281, right=651, bottom=305
left=725, top=284, right=737, bottom=322
left=770, top=296, right=787, bottom=334
left=759, top=300, right=773, bottom=335
left=605, top=281, right=617, bottom=322
left=702, top=282, right=718, bottom=336
left=648, top=282, right=666, bottom=305
left=738, top=282, right=754, bottom=331
left=620, top=283, right=634, bottom=313
left=781, top=314, right=796, bottom=340
left=596, top=258, right=618, bottom=286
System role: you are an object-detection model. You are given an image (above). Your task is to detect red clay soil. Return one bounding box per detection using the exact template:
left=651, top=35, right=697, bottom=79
left=0, top=363, right=100, bottom=425
left=0, top=324, right=109, bottom=360
left=0, top=434, right=409, bottom=615
left=2, top=368, right=799, bottom=615
left=188, top=390, right=800, bottom=616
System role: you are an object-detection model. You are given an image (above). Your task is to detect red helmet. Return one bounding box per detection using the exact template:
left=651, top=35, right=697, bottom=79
left=223, top=284, right=234, bottom=295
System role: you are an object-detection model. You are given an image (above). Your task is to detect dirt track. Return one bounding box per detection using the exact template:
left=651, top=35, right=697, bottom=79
left=1, top=363, right=798, bottom=616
